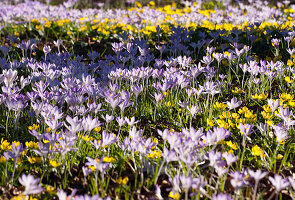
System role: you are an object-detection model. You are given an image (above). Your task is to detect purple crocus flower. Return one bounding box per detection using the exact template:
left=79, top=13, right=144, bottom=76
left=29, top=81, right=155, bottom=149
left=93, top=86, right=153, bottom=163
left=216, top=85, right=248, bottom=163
left=102, top=114, right=114, bottom=124
left=125, top=116, right=140, bottom=127
left=269, top=174, right=290, bottom=192
left=131, top=84, right=143, bottom=97
left=116, top=117, right=126, bottom=127
left=19, top=174, right=44, bottom=195
left=239, top=123, right=253, bottom=136
left=43, top=45, right=51, bottom=60
left=64, top=116, right=83, bottom=134
left=57, top=189, right=77, bottom=200
left=226, top=97, right=242, bottom=110
left=85, top=157, right=109, bottom=173
left=212, top=193, right=232, bottom=200
left=248, top=169, right=268, bottom=182
left=229, top=170, right=247, bottom=189
left=271, top=124, right=289, bottom=143
left=268, top=99, right=280, bottom=112
left=162, top=148, right=177, bottom=163
left=3, top=69, right=18, bottom=88
left=154, top=92, right=164, bottom=103
left=271, top=38, right=281, bottom=48
left=100, top=131, right=118, bottom=147
left=4, top=143, right=24, bottom=160
left=222, top=152, right=238, bottom=166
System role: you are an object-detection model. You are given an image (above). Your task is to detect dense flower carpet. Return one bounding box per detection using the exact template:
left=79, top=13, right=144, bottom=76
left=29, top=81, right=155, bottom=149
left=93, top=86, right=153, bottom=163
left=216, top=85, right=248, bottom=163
left=1, top=0, right=295, bottom=199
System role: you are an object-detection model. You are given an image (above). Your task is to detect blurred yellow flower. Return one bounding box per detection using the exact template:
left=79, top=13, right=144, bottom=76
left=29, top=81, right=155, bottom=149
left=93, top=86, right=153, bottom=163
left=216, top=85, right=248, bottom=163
left=1, top=139, right=11, bottom=151
left=0, top=156, right=6, bottom=163
left=28, top=124, right=39, bottom=131
left=169, top=191, right=180, bottom=200
left=147, top=150, right=162, bottom=159
left=103, top=156, right=115, bottom=163
left=45, top=185, right=55, bottom=194
left=232, top=87, right=243, bottom=94
left=28, top=157, right=42, bottom=164
left=285, top=76, right=293, bottom=84
left=207, top=119, right=214, bottom=126
left=226, top=141, right=238, bottom=150
left=49, top=159, right=61, bottom=168
left=94, top=127, right=101, bottom=132
left=252, top=145, right=265, bottom=158
left=116, top=176, right=129, bottom=185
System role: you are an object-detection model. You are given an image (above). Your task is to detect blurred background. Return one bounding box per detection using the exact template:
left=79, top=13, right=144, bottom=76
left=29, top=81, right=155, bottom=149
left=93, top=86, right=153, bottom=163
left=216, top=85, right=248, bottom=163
left=4, top=0, right=291, bottom=8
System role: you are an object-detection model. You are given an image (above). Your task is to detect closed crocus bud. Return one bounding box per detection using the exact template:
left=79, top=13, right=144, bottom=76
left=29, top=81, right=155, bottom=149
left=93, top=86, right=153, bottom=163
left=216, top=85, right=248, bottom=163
left=43, top=45, right=51, bottom=60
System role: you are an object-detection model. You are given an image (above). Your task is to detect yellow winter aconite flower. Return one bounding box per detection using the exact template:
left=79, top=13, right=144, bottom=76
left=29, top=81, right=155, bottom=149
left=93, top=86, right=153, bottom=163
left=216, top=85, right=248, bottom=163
left=36, top=25, right=43, bottom=31
left=285, top=76, right=293, bottom=84
left=82, top=135, right=93, bottom=142
left=169, top=191, right=180, bottom=200
left=148, top=1, right=155, bottom=7
left=238, top=106, right=249, bottom=114
left=262, top=111, right=273, bottom=120
left=88, top=165, right=96, bottom=172
left=135, top=1, right=142, bottom=7
left=11, top=195, right=38, bottom=200
left=280, top=93, right=294, bottom=101
left=232, top=87, right=243, bottom=94
left=12, top=141, right=20, bottom=147
left=57, top=20, right=64, bottom=27
left=79, top=26, right=87, bottom=32
left=103, top=156, right=115, bottom=163
left=231, top=113, right=240, bottom=119
left=46, top=185, right=55, bottom=194
left=228, top=119, right=235, bottom=128
left=147, top=150, right=162, bottom=159
left=215, top=102, right=227, bottom=110
left=207, top=119, right=214, bottom=126
left=94, top=127, right=101, bottom=132
left=28, top=124, right=39, bottom=131
left=49, top=159, right=61, bottom=168
left=266, top=120, right=273, bottom=126
left=0, top=156, right=6, bottom=163
left=28, top=156, right=42, bottom=164
left=262, top=104, right=272, bottom=113
left=287, top=60, right=294, bottom=67
left=289, top=100, right=295, bottom=107
left=15, top=157, right=22, bottom=165
left=45, top=20, right=52, bottom=28
left=252, top=145, right=265, bottom=158
left=277, top=154, right=284, bottom=160
left=217, top=119, right=230, bottom=129
left=31, top=18, right=39, bottom=23
left=165, top=101, right=172, bottom=107
left=226, top=141, right=238, bottom=150
left=116, top=176, right=129, bottom=185
left=251, top=93, right=268, bottom=101
left=1, top=139, right=11, bottom=151
left=219, top=111, right=231, bottom=119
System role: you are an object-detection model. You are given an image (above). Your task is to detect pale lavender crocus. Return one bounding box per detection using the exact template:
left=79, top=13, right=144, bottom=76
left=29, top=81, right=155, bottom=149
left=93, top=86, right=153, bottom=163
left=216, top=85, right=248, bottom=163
left=19, top=174, right=44, bottom=195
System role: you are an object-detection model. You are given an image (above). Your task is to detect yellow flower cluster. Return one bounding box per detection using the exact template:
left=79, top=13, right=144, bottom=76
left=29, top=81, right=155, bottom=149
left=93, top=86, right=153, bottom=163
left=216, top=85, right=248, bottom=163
left=251, top=93, right=268, bottom=101
left=116, top=176, right=129, bottom=185
left=147, top=150, right=162, bottom=159
left=215, top=106, right=257, bottom=130
left=251, top=145, right=265, bottom=158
